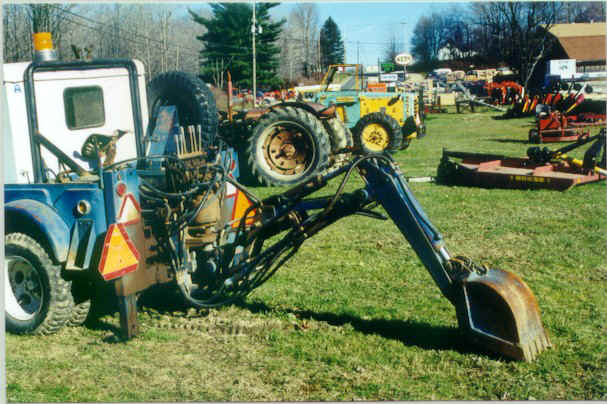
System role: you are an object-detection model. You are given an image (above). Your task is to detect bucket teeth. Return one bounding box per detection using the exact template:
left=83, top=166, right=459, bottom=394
left=455, top=267, right=552, bottom=361
left=521, top=332, right=552, bottom=361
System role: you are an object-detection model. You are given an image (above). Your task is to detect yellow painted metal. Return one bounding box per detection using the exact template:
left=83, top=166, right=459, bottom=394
left=359, top=96, right=405, bottom=126
left=336, top=106, right=346, bottom=123
left=361, top=123, right=390, bottom=152
left=99, top=224, right=139, bottom=280
left=336, top=96, right=356, bottom=103
left=321, top=64, right=362, bottom=91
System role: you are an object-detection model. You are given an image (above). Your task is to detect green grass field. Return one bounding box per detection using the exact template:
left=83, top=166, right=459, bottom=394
left=5, top=109, right=607, bottom=402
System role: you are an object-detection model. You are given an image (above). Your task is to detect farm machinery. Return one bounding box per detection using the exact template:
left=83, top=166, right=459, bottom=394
left=312, top=64, right=426, bottom=154
left=217, top=64, right=425, bottom=187
left=437, top=129, right=606, bottom=191
left=527, top=81, right=605, bottom=143
left=218, top=78, right=350, bottom=187
left=5, top=35, right=551, bottom=362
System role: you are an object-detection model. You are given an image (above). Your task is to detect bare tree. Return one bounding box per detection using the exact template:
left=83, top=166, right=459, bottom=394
left=383, top=29, right=402, bottom=64
left=3, top=3, right=206, bottom=79
left=290, top=4, right=319, bottom=78
left=3, top=5, right=32, bottom=62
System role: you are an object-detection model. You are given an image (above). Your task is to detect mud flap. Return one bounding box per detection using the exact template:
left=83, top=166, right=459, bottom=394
left=454, top=268, right=551, bottom=361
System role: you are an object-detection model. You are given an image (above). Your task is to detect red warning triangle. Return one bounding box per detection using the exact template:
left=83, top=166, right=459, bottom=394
left=117, top=193, right=141, bottom=225
left=98, top=223, right=140, bottom=281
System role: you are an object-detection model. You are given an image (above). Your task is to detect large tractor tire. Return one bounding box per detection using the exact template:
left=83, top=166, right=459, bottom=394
left=147, top=71, right=218, bottom=147
left=353, top=112, right=403, bottom=154
left=246, top=106, right=331, bottom=187
left=5, top=233, right=74, bottom=335
left=322, top=116, right=353, bottom=174
left=323, top=116, right=354, bottom=151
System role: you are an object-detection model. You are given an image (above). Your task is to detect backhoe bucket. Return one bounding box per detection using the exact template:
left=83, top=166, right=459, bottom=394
left=453, top=268, right=551, bottom=361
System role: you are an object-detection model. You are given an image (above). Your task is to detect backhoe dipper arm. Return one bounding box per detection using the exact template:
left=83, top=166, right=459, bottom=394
left=358, top=157, right=456, bottom=302
left=353, top=156, right=550, bottom=361
left=225, top=155, right=550, bottom=361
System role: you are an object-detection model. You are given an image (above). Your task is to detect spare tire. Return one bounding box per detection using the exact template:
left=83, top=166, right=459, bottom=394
left=246, top=106, right=331, bottom=187
left=147, top=72, right=217, bottom=147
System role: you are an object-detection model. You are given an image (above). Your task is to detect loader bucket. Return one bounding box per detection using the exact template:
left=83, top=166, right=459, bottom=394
left=453, top=268, right=551, bottom=361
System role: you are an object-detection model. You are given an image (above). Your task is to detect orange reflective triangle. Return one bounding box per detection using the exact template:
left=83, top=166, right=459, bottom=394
left=98, top=223, right=140, bottom=281
left=117, top=193, right=141, bottom=225
left=231, top=189, right=257, bottom=228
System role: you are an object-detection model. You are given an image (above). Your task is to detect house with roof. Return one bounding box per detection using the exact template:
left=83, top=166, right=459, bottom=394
left=546, top=22, right=606, bottom=73
left=525, top=22, right=606, bottom=89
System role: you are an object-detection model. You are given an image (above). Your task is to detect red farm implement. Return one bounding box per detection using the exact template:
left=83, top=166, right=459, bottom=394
left=437, top=129, right=606, bottom=191
left=529, top=110, right=606, bottom=143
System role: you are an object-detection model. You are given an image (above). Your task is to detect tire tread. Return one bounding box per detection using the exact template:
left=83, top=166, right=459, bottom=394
left=5, top=233, right=73, bottom=335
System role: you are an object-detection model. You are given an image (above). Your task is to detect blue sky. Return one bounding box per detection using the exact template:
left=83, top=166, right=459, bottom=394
left=271, top=2, right=461, bottom=66
left=190, top=1, right=462, bottom=67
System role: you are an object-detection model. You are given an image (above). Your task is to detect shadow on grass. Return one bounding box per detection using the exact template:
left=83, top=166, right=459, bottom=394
left=80, top=283, right=195, bottom=341
left=236, top=300, right=484, bottom=358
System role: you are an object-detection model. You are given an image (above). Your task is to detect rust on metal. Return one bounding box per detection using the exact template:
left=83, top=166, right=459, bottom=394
left=244, top=108, right=270, bottom=121
left=116, top=292, right=139, bottom=339
left=455, top=267, right=552, bottom=361
left=441, top=153, right=604, bottom=191
left=262, top=126, right=313, bottom=175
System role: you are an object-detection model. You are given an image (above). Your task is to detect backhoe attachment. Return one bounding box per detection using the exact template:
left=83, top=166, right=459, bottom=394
left=360, top=157, right=551, bottom=361
left=154, top=147, right=551, bottom=361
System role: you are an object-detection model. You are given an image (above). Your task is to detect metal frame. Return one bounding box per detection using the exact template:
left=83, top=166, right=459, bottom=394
left=23, top=59, right=145, bottom=183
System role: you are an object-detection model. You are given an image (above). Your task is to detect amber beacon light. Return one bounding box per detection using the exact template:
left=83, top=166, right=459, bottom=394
left=32, top=32, right=57, bottom=62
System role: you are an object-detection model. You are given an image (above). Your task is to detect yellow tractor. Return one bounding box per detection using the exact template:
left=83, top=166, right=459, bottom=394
left=313, top=64, right=425, bottom=154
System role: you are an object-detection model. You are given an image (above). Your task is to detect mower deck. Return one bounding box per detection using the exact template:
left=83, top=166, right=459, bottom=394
left=440, top=152, right=605, bottom=191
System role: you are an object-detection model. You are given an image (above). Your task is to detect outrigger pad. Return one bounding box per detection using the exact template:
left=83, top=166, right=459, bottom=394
left=454, top=268, right=552, bottom=361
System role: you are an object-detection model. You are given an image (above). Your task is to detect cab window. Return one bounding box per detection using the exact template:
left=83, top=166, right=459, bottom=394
left=63, top=86, right=105, bottom=130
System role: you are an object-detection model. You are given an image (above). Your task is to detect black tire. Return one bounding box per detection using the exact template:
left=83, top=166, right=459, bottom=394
left=67, top=301, right=91, bottom=327
left=322, top=117, right=354, bottom=175
left=5, top=233, right=74, bottom=335
left=147, top=71, right=218, bottom=147
left=246, top=106, right=331, bottom=187
left=323, top=116, right=354, bottom=151
left=67, top=280, right=91, bottom=327
left=353, top=112, right=403, bottom=154
left=400, top=116, right=420, bottom=150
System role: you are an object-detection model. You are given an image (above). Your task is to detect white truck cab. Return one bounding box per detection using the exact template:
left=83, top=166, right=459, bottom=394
left=3, top=56, right=149, bottom=184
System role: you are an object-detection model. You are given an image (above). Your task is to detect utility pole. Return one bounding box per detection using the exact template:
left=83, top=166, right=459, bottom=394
left=252, top=0, right=257, bottom=107
left=401, top=21, right=407, bottom=81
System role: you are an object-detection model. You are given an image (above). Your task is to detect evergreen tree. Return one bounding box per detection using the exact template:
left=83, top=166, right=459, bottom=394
left=190, top=3, right=285, bottom=89
left=319, top=17, right=345, bottom=70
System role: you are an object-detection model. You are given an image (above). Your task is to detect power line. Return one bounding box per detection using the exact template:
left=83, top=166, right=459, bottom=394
left=46, top=5, right=403, bottom=66
left=50, top=4, right=202, bottom=57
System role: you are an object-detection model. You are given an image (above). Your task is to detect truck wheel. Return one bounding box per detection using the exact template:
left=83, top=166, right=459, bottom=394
left=322, top=117, right=353, bottom=175
left=67, top=301, right=91, bottom=327
left=67, top=280, right=91, bottom=327
left=246, top=106, right=331, bottom=186
left=5, top=233, right=73, bottom=335
left=353, top=112, right=403, bottom=154
left=147, top=71, right=217, bottom=146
